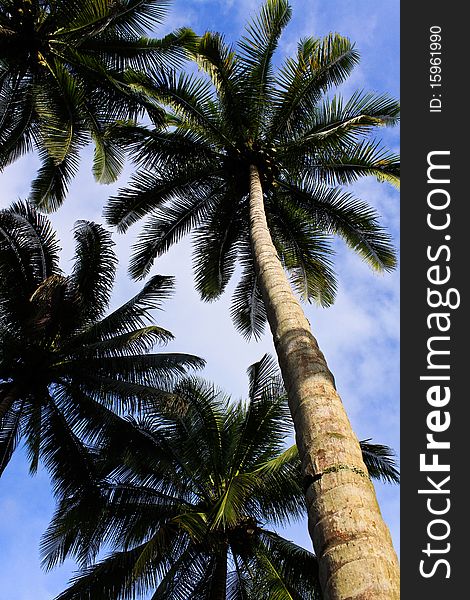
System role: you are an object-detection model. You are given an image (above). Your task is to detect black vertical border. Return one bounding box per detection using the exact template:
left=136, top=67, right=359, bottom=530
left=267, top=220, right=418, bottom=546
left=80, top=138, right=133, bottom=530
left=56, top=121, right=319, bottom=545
left=401, top=3, right=466, bottom=598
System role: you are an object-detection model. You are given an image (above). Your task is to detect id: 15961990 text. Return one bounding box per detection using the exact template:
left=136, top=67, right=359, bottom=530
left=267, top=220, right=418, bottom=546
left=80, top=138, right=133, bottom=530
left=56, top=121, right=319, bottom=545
left=429, top=25, right=443, bottom=113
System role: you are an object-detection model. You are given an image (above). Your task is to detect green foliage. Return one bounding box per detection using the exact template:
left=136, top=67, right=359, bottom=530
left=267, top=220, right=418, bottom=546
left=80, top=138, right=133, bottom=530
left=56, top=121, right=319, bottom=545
left=0, top=201, right=203, bottom=489
left=43, top=354, right=399, bottom=599
left=358, top=439, right=400, bottom=484
left=105, top=0, right=399, bottom=339
left=0, top=0, right=195, bottom=208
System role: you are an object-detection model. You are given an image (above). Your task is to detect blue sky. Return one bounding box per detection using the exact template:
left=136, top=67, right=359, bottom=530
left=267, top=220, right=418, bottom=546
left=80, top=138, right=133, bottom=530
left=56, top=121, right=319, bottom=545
left=0, top=1, right=400, bottom=598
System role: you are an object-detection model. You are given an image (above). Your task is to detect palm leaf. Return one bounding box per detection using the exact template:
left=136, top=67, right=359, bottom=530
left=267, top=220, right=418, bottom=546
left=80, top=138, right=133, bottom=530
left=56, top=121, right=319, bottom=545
left=299, top=91, right=399, bottom=143
left=39, top=397, right=100, bottom=499
left=302, top=139, right=400, bottom=188
left=34, top=59, right=86, bottom=164
left=68, top=274, right=176, bottom=346
left=193, top=32, right=244, bottom=133
left=0, top=76, right=35, bottom=168
left=0, top=200, right=60, bottom=283
left=193, top=193, right=244, bottom=301
left=126, top=181, right=221, bottom=280
left=360, top=439, right=400, bottom=484
left=54, top=543, right=159, bottom=600
left=267, top=194, right=337, bottom=305
left=256, top=530, right=322, bottom=599
left=145, top=69, right=233, bottom=148
left=69, top=221, right=117, bottom=326
left=238, top=0, right=291, bottom=131
left=105, top=160, right=218, bottom=234
left=247, top=353, right=280, bottom=402
left=230, top=247, right=267, bottom=340
left=91, top=126, right=126, bottom=184
left=0, top=398, right=24, bottom=475
left=30, top=146, right=82, bottom=211
left=270, top=33, right=360, bottom=139
left=280, top=181, right=397, bottom=272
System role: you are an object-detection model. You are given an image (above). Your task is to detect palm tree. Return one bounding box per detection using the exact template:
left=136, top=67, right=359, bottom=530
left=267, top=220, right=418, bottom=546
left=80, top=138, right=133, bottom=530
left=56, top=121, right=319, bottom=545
left=42, top=355, right=399, bottom=600
left=0, top=201, right=203, bottom=494
left=104, top=2, right=400, bottom=597
left=0, top=0, right=194, bottom=209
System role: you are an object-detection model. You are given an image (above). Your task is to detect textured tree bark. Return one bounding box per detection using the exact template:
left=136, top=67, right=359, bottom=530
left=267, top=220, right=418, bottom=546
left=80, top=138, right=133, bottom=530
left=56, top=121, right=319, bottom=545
left=209, top=549, right=228, bottom=600
left=248, top=165, right=399, bottom=600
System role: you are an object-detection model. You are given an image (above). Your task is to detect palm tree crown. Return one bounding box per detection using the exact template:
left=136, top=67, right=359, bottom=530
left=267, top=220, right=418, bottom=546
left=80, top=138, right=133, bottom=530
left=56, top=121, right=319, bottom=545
left=105, top=0, right=399, bottom=339
left=104, top=3, right=401, bottom=594
left=43, top=355, right=399, bottom=600
left=0, top=201, right=203, bottom=492
left=0, top=0, right=194, bottom=209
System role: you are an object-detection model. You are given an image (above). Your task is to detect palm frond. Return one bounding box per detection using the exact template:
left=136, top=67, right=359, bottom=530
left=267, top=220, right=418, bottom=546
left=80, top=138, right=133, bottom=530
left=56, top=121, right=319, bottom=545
left=282, top=91, right=399, bottom=153
left=0, top=76, right=35, bottom=168
left=270, top=33, right=360, bottom=139
left=80, top=28, right=195, bottom=72
left=193, top=32, right=244, bottom=135
left=238, top=0, right=291, bottom=130
left=230, top=247, right=267, bottom=340
left=150, top=67, right=216, bottom=115
left=0, top=200, right=60, bottom=283
left=34, top=59, right=86, bottom=165
left=91, top=126, right=126, bottom=184
left=68, top=274, right=176, bottom=345
left=68, top=354, right=206, bottom=394
left=193, top=194, right=244, bottom=301
left=280, top=181, right=397, bottom=272
left=54, top=543, right=159, bottom=600
left=246, top=353, right=280, bottom=402
left=105, top=161, right=217, bottom=234
left=168, top=378, right=227, bottom=489
left=0, top=398, right=24, bottom=475
left=30, top=147, right=82, bottom=211
left=22, top=394, right=44, bottom=474
left=302, top=139, right=400, bottom=188
left=41, top=490, right=108, bottom=571
left=74, top=327, right=174, bottom=359
left=360, top=439, right=400, bottom=484
left=69, top=221, right=117, bottom=325
left=126, top=182, right=221, bottom=280
left=150, top=545, right=207, bottom=600
left=0, top=201, right=61, bottom=331
left=267, top=194, right=337, bottom=305
left=39, top=397, right=100, bottom=499
left=255, top=530, right=322, bottom=599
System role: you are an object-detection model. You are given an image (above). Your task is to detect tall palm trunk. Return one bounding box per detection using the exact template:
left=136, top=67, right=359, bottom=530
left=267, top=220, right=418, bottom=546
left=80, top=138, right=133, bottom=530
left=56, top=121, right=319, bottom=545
left=209, top=549, right=228, bottom=600
left=248, top=165, right=399, bottom=600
